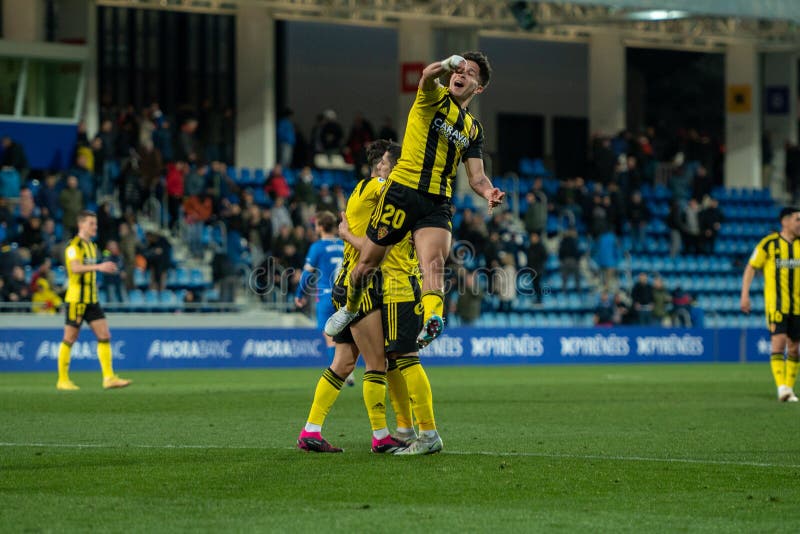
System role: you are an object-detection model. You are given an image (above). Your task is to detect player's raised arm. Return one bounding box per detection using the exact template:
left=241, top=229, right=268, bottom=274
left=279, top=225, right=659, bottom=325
left=68, top=258, right=117, bottom=274
left=420, top=55, right=465, bottom=91
left=464, top=157, right=505, bottom=211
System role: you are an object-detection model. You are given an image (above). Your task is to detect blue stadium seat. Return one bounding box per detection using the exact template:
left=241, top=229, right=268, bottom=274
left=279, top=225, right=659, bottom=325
left=0, top=168, right=21, bottom=198
left=134, top=268, right=148, bottom=288
left=144, top=289, right=160, bottom=310
left=190, top=268, right=206, bottom=288
left=128, top=289, right=145, bottom=311
left=253, top=169, right=266, bottom=185
left=239, top=168, right=252, bottom=184
left=160, top=290, right=180, bottom=309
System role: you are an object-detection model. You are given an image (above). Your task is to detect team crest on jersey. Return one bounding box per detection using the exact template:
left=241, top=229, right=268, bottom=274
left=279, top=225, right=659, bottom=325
left=377, top=226, right=389, bottom=240
left=414, top=302, right=424, bottom=315
left=469, top=122, right=477, bottom=139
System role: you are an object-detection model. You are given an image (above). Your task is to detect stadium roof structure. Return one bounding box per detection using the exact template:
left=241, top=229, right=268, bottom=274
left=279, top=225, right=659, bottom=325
left=97, top=0, right=800, bottom=50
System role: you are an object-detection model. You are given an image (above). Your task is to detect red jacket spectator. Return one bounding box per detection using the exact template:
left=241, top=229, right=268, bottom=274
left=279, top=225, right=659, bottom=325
left=265, top=164, right=290, bottom=200
left=166, top=162, right=186, bottom=197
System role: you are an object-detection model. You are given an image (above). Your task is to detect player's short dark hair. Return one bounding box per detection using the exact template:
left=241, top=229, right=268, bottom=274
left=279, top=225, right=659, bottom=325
left=366, top=139, right=392, bottom=168
left=316, top=211, right=337, bottom=233
left=462, top=51, right=492, bottom=86
left=77, top=210, right=97, bottom=224
left=779, top=206, right=800, bottom=221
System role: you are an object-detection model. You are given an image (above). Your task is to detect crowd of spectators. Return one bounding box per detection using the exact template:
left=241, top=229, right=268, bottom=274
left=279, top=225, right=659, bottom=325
left=0, top=108, right=741, bottom=327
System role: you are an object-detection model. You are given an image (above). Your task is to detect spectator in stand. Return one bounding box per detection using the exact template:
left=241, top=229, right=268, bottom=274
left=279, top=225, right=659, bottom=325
left=143, top=230, right=171, bottom=291
left=138, top=107, right=156, bottom=151
left=244, top=205, right=273, bottom=267
left=344, top=112, right=374, bottom=167
left=175, top=118, right=199, bottom=163
left=16, top=186, right=39, bottom=222
left=526, top=231, right=547, bottom=304
left=319, top=109, right=344, bottom=158
left=666, top=200, right=683, bottom=258
left=377, top=116, right=398, bottom=142
left=153, top=119, right=174, bottom=163
left=594, top=290, right=615, bottom=327
left=19, top=215, right=46, bottom=265
left=668, top=152, right=691, bottom=203
left=270, top=197, right=292, bottom=238
left=118, top=222, right=139, bottom=291
left=1, top=136, right=29, bottom=178
left=559, top=228, right=581, bottom=292
left=523, top=178, right=548, bottom=237
left=4, top=265, right=30, bottom=304
left=631, top=272, right=655, bottom=325
left=59, top=175, right=83, bottom=237
left=605, top=183, right=625, bottom=235
left=70, top=152, right=95, bottom=205
left=97, top=201, right=120, bottom=250
left=593, top=229, right=622, bottom=290
left=614, top=291, right=634, bottom=325
left=212, top=245, right=238, bottom=303
left=102, top=240, right=126, bottom=303
left=265, top=164, right=291, bottom=200
left=699, top=196, right=724, bottom=255
left=184, top=163, right=208, bottom=197
left=293, top=166, right=317, bottom=223
left=588, top=192, right=608, bottom=238
left=681, top=197, right=702, bottom=255
left=671, top=285, right=693, bottom=327
left=591, top=135, right=616, bottom=186
left=138, top=139, right=163, bottom=205
left=652, top=275, right=671, bottom=326
left=453, top=269, right=484, bottom=325
left=627, top=191, right=651, bottom=252
left=31, top=278, right=62, bottom=314
left=618, top=155, right=643, bottom=198
left=691, top=165, right=713, bottom=202
left=36, top=173, right=60, bottom=220
left=165, top=161, right=186, bottom=234
left=496, top=252, right=517, bottom=313
left=277, top=108, right=296, bottom=168
left=96, top=119, right=118, bottom=190
left=206, top=161, right=230, bottom=212
left=183, top=193, right=213, bottom=259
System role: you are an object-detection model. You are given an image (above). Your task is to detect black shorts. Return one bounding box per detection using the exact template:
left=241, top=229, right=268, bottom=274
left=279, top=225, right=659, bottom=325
left=366, top=180, right=452, bottom=246
left=383, top=300, right=423, bottom=355
left=768, top=311, right=800, bottom=340
left=65, top=302, right=106, bottom=328
left=331, top=273, right=383, bottom=345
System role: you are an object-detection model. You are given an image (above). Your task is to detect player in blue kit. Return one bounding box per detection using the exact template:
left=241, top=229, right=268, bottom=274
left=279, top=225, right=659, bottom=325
left=295, top=212, right=354, bottom=385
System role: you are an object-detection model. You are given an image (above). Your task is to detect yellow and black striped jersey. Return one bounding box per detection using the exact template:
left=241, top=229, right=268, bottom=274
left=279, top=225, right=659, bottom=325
left=337, top=177, right=420, bottom=302
left=749, top=232, right=800, bottom=316
left=64, top=236, right=99, bottom=304
left=389, top=85, right=484, bottom=199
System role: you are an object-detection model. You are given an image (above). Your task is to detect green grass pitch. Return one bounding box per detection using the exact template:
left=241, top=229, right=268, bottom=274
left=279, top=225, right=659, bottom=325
left=2, top=363, right=800, bottom=532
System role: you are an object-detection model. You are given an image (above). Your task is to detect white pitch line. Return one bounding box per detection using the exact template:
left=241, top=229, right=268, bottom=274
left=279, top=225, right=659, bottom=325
left=0, top=441, right=795, bottom=469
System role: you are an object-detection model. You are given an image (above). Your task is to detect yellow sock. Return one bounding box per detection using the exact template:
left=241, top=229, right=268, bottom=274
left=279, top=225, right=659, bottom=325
left=771, top=353, right=786, bottom=388
left=786, top=356, right=799, bottom=389
left=58, top=341, right=72, bottom=382
left=397, top=356, right=436, bottom=431
left=97, top=340, right=114, bottom=379
left=307, top=368, right=345, bottom=427
left=421, top=290, right=444, bottom=323
left=362, top=370, right=388, bottom=431
left=386, top=359, right=413, bottom=429
left=345, top=282, right=364, bottom=314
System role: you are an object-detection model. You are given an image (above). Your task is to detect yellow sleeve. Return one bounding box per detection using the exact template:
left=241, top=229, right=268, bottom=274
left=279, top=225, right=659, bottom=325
left=748, top=237, right=770, bottom=270
left=416, top=85, right=448, bottom=107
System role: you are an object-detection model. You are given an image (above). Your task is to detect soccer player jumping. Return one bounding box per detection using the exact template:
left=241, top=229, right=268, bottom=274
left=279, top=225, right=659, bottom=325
left=325, top=52, right=504, bottom=348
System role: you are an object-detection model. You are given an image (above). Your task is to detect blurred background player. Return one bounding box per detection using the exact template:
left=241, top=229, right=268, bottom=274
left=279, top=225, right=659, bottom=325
left=57, top=210, right=131, bottom=391
left=298, top=140, right=412, bottom=454
left=325, top=51, right=504, bottom=349
left=294, top=211, right=353, bottom=386
left=741, top=207, right=800, bottom=402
